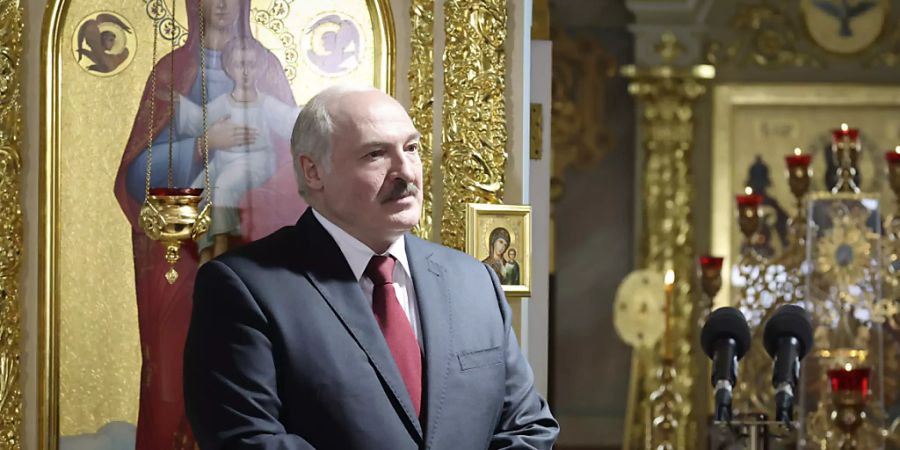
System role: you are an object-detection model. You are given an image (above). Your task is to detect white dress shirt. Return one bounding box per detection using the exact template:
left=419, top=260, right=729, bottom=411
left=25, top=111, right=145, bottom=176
left=312, top=209, right=422, bottom=344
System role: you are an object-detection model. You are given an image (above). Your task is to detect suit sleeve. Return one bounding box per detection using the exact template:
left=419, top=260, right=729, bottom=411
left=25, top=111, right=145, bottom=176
left=184, top=260, right=318, bottom=450
left=483, top=265, right=560, bottom=449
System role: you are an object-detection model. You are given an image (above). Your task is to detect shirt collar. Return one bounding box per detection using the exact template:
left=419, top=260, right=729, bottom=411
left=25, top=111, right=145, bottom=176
left=312, top=208, right=411, bottom=282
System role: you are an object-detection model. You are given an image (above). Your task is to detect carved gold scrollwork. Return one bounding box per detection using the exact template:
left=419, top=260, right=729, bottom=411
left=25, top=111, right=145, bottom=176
left=409, top=0, right=434, bottom=240
left=707, top=0, right=900, bottom=69
left=550, top=32, right=615, bottom=204
left=621, top=32, right=714, bottom=450
left=705, top=2, right=823, bottom=68
left=0, top=0, right=23, bottom=447
left=440, top=0, right=507, bottom=250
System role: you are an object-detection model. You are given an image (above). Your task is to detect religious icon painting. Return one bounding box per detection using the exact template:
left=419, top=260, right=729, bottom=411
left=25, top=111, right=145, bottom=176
left=71, top=11, right=136, bottom=76
left=801, top=0, right=888, bottom=54
left=43, top=0, right=395, bottom=448
left=465, top=204, right=532, bottom=297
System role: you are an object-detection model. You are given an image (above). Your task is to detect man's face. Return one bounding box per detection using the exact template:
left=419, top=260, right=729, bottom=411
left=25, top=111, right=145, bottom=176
left=312, top=90, right=423, bottom=248
left=225, top=48, right=260, bottom=87
left=204, top=0, right=241, bottom=30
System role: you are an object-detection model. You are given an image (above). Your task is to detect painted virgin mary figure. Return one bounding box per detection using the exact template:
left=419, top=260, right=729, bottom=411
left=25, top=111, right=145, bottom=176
left=113, top=0, right=306, bottom=448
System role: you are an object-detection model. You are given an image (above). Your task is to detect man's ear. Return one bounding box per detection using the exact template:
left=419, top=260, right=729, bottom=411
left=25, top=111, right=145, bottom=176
left=299, top=155, right=324, bottom=191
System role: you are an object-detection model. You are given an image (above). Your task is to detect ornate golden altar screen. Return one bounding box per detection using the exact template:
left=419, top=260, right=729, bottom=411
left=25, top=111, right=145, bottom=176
left=711, top=84, right=900, bottom=448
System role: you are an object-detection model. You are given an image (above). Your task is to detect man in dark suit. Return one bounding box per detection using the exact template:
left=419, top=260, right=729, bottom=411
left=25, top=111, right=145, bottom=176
left=183, top=84, right=559, bottom=449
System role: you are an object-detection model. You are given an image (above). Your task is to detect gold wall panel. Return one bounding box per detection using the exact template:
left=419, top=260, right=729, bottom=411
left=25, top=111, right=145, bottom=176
left=42, top=0, right=395, bottom=446
left=440, top=0, right=508, bottom=250
left=409, top=0, right=434, bottom=240
left=0, top=0, right=24, bottom=447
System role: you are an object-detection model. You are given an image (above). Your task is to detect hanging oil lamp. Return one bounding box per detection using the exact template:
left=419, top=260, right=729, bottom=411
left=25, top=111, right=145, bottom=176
left=139, top=0, right=212, bottom=284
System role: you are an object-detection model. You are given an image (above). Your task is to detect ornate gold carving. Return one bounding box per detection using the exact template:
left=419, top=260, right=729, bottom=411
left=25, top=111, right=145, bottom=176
left=708, top=0, right=900, bottom=68
left=440, top=0, right=507, bottom=250
left=250, top=2, right=299, bottom=81
left=0, top=0, right=23, bottom=447
left=620, top=32, right=714, bottom=450
left=550, top=32, right=615, bottom=204
left=409, top=0, right=434, bottom=241
left=869, top=26, right=900, bottom=67
left=705, top=2, right=823, bottom=68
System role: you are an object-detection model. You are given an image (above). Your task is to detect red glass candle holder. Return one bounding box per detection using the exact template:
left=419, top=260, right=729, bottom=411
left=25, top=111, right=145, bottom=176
left=699, top=255, right=724, bottom=271
left=832, top=127, right=860, bottom=143
left=736, top=194, right=763, bottom=207
left=786, top=153, right=812, bottom=168
left=698, top=255, right=724, bottom=300
left=148, top=187, right=204, bottom=196
left=828, top=367, right=871, bottom=399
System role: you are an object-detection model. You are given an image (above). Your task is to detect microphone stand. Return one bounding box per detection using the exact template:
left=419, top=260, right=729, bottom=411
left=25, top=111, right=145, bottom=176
left=713, top=414, right=798, bottom=450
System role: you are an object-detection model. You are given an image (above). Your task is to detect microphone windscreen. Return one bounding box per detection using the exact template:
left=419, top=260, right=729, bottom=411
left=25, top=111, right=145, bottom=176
left=763, top=304, right=814, bottom=359
left=701, top=307, right=752, bottom=360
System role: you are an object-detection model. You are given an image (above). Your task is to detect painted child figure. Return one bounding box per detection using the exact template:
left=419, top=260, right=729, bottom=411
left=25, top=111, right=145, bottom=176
left=176, top=36, right=300, bottom=260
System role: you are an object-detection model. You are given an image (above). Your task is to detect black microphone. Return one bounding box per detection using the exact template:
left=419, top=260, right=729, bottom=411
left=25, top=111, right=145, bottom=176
left=701, top=307, right=752, bottom=422
left=763, top=304, right=814, bottom=424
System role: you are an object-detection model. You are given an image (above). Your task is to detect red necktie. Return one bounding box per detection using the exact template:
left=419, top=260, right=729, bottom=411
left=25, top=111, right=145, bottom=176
left=365, top=255, right=422, bottom=416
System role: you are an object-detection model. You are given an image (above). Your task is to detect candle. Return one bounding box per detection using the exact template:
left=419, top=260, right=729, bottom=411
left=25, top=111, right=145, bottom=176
left=786, top=147, right=812, bottom=168
left=663, top=270, right=675, bottom=359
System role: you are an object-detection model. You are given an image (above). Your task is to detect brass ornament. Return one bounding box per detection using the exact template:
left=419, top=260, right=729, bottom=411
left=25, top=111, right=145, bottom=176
left=409, top=0, right=434, bottom=241
left=440, top=0, right=507, bottom=250
left=620, top=32, right=714, bottom=450
left=650, top=358, right=682, bottom=450
left=139, top=192, right=210, bottom=284
left=0, top=0, right=23, bottom=447
left=613, top=270, right=666, bottom=349
left=138, top=0, right=212, bottom=284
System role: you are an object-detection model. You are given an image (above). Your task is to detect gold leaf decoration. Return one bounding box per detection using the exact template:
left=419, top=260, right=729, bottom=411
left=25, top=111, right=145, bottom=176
left=0, top=0, right=23, bottom=447
left=409, top=0, right=434, bottom=240
left=440, top=0, right=507, bottom=250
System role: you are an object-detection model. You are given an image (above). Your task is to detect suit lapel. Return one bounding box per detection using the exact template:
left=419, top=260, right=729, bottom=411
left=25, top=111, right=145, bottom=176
left=406, top=236, right=453, bottom=444
left=294, top=211, right=424, bottom=440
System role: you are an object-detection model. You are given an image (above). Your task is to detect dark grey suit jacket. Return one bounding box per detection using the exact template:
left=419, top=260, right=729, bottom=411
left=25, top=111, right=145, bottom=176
left=184, top=209, right=559, bottom=449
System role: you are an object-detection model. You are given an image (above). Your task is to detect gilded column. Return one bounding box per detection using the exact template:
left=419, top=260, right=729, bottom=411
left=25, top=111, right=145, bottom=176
left=0, top=0, right=24, bottom=447
left=409, top=0, right=434, bottom=240
left=440, top=0, right=507, bottom=250
left=620, top=33, right=714, bottom=450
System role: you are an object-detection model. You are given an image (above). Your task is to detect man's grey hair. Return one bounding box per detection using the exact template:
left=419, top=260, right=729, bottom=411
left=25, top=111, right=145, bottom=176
left=290, top=83, right=379, bottom=197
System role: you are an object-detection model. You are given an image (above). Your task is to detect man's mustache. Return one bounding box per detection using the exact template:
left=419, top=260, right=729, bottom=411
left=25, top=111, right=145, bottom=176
left=380, top=180, right=420, bottom=203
